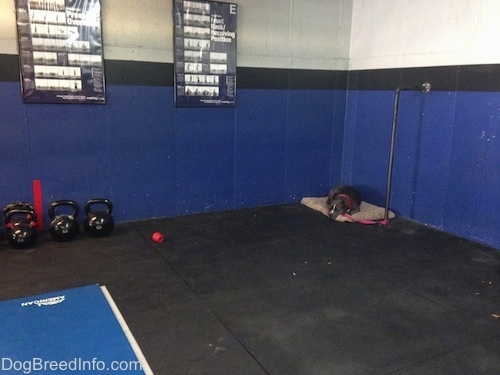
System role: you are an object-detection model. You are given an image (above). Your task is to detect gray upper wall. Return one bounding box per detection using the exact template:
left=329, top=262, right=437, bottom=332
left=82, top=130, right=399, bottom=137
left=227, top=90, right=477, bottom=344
left=1, top=0, right=499, bottom=71
left=0, top=0, right=352, bottom=70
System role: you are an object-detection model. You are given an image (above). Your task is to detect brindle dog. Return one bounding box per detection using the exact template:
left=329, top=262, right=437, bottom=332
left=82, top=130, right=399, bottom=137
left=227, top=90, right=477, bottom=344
left=327, top=185, right=362, bottom=219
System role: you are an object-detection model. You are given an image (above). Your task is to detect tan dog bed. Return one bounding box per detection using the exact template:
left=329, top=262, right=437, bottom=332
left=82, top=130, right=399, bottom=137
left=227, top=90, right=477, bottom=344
left=300, top=196, right=395, bottom=222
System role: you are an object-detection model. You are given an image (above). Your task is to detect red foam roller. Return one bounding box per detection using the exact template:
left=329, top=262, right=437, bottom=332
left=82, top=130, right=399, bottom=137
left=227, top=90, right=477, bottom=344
left=32, top=179, right=44, bottom=230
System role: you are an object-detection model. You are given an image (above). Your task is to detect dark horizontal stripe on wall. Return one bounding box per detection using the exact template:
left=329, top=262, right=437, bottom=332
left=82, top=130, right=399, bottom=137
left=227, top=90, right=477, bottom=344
left=105, top=60, right=173, bottom=86
left=0, top=54, right=345, bottom=90
left=348, top=64, right=500, bottom=92
left=0, top=55, right=174, bottom=86
left=106, top=63, right=349, bottom=90
left=1, top=54, right=499, bottom=91
left=236, top=67, right=348, bottom=90
left=0, top=54, right=20, bottom=82
left=106, top=62, right=348, bottom=89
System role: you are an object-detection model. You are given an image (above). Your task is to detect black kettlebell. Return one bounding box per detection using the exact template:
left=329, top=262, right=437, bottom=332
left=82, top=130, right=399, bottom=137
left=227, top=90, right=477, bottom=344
left=5, top=208, right=38, bottom=249
left=84, top=198, right=114, bottom=237
left=48, top=200, right=80, bottom=242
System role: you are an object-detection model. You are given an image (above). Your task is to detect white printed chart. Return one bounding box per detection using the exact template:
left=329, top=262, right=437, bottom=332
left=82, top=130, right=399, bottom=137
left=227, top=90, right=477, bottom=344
left=15, top=0, right=106, bottom=104
left=174, top=0, right=237, bottom=107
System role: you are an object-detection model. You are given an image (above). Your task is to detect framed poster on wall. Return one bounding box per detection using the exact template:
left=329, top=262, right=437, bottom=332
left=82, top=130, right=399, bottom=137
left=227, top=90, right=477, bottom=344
left=173, top=0, right=237, bottom=107
left=14, top=0, right=106, bottom=104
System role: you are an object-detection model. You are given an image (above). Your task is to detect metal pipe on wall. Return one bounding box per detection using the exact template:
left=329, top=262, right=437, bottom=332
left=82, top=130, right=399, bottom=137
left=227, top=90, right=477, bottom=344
left=384, top=82, right=431, bottom=223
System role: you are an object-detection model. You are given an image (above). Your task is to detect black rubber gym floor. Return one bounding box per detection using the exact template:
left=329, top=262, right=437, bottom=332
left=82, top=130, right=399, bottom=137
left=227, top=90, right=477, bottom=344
left=1, top=204, right=499, bottom=374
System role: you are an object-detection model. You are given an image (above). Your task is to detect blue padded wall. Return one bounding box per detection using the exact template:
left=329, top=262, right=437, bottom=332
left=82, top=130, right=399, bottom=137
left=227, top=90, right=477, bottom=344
left=0, top=81, right=342, bottom=227
left=1, top=63, right=498, bottom=249
left=234, top=90, right=288, bottom=208
left=175, top=105, right=236, bottom=214
left=445, top=93, right=499, bottom=247
left=106, top=86, right=178, bottom=219
left=342, top=89, right=499, bottom=248
left=284, top=90, right=337, bottom=202
left=342, top=90, right=395, bottom=204
left=1, top=83, right=34, bottom=204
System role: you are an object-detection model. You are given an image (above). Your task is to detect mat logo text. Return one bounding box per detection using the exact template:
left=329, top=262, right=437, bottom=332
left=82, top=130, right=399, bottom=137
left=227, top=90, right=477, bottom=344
left=20, top=295, right=66, bottom=307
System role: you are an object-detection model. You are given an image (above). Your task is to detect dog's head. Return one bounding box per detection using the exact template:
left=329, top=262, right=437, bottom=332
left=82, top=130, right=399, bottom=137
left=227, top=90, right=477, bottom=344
left=328, top=197, right=348, bottom=219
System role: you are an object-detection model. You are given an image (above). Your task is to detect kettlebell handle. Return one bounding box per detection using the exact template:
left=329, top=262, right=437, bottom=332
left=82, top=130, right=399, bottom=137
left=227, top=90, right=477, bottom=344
left=5, top=208, right=38, bottom=227
left=3, top=202, right=35, bottom=217
left=85, top=198, right=113, bottom=215
left=48, top=200, right=79, bottom=220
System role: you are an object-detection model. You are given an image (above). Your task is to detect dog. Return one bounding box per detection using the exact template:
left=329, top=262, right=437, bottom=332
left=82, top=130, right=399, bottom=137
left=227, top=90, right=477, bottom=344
left=326, top=185, right=362, bottom=219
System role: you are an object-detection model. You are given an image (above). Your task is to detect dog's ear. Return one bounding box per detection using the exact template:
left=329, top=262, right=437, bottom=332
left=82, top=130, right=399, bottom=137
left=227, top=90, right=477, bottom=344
left=349, top=206, right=360, bottom=214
